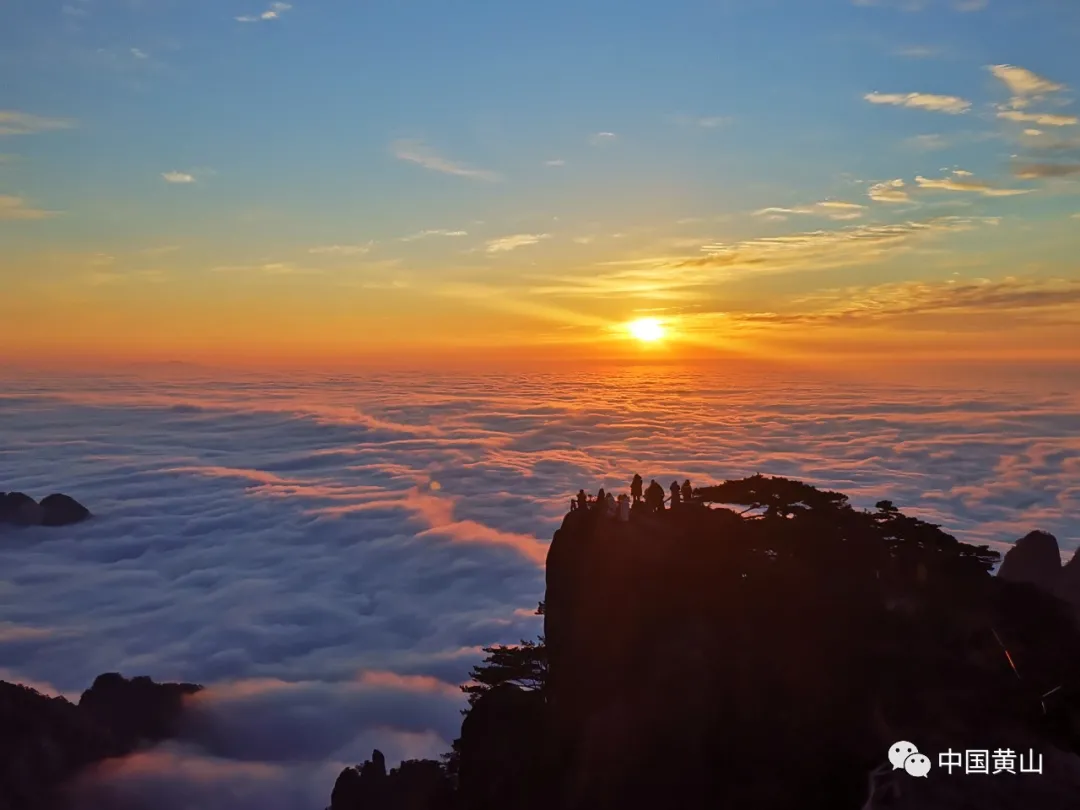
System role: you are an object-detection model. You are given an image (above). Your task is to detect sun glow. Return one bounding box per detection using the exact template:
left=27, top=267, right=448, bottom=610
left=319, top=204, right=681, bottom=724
left=627, top=318, right=666, bottom=343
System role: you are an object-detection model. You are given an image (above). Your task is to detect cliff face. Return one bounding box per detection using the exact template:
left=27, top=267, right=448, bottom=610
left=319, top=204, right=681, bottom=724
left=542, top=483, right=1080, bottom=810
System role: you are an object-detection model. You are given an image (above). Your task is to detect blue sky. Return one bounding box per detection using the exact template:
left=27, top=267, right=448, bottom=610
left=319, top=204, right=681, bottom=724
left=1, top=0, right=1078, bottom=364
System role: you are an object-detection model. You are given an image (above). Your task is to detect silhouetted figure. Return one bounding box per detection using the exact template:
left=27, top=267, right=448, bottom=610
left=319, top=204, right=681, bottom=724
left=617, top=494, right=630, bottom=522
left=577, top=489, right=588, bottom=511
left=630, top=474, right=643, bottom=504
left=606, top=492, right=617, bottom=517
left=596, top=488, right=605, bottom=510
left=681, top=479, right=692, bottom=504
left=669, top=481, right=681, bottom=509
left=645, top=480, right=665, bottom=513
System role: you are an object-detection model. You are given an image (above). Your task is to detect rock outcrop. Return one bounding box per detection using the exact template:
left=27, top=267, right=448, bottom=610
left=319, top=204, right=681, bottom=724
left=0, top=492, right=44, bottom=526
left=335, top=475, right=1080, bottom=810
left=330, top=750, right=454, bottom=810
left=0, top=674, right=202, bottom=810
left=997, top=530, right=1063, bottom=589
left=78, top=673, right=202, bottom=745
left=0, top=492, right=91, bottom=528
left=997, top=531, right=1080, bottom=623
left=39, top=494, right=92, bottom=528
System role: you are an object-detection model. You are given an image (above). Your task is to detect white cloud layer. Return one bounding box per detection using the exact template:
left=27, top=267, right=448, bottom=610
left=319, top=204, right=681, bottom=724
left=1, top=369, right=1078, bottom=808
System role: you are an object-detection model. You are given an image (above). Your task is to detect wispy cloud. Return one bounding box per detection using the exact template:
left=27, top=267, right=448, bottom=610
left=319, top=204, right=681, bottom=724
left=400, top=229, right=468, bottom=242
left=853, top=0, right=988, bottom=10
left=0, top=110, right=75, bottom=136
left=236, top=1, right=291, bottom=22
left=893, top=45, right=944, bottom=58
left=684, top=216, right=999, bottom=275
left=588, top=132, right=617, bottom=146
left=544, top=159, right=566, bottom=167
left=485, top=234, right=550, bottom=253
left=210, top=262, right=320, bottom=275
left=914, top=171, right=1031, bottom=196
left=308, top=244, right=374, bottom=256
left=990, top=65, right=1076, bottom=128
left=162, top=171, right=196, bottom=184
left=906, top=133, right=950, bottom=151
left=1012, top=162, right=1080, bottom=179
left=671, top=115, right=730, bottom=129
left=0, top=195, right=57, bottom=220
left=574, top=217, right=1000, bottom=300
left=998, top=110, right=1078, bottom=128
left=131, top=48, right=149, bottom=60
left=990, top=65, right=1066, bottom=102
left=140, top=245, right=181, bottom=257
left=391, top=140, right=500, bottom=182
left=869, top=179, right=911, bottom=203
left=753, top=200, right=867, bottom=221
left=864, top=91, right=971, bottom=114
left=741, top=276, right=1080, bottom=328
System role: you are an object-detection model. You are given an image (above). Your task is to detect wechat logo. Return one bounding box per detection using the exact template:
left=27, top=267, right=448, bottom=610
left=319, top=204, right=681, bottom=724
left=889, top=741, right=931, bottom=777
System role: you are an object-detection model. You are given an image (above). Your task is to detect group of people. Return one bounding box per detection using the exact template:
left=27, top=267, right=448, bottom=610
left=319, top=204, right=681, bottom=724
left=570, top=474, right=695, bottom=520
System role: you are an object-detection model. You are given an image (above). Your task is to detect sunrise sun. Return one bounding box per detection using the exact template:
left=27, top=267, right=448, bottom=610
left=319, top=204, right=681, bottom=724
left=627, top=318, right=666, bottom=343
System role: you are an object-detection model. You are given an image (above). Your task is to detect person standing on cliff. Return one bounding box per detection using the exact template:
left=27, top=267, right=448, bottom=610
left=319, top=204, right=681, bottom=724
left=596, top=488, right=606, bottom=510
left=670, top=481, right=681, bottom=509
left=577, top=489, right=588, bottom=511
left=646, top=480, right=664, bottom=512
left=682, top=479, right=693, bottom=504
left=631, top=474, right=643, bottom=503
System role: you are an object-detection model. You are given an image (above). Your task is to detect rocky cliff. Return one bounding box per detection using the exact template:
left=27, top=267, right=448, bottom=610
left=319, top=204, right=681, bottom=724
left=332, top=475, right=1080, bottom=810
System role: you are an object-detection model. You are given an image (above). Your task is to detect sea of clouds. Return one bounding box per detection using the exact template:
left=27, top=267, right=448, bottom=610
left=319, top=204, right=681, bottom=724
left=1, top=363, right=1078, bottom=809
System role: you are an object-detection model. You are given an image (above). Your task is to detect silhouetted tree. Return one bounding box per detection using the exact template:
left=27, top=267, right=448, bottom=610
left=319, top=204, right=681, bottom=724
left=461, top=602, right=547, bottom=707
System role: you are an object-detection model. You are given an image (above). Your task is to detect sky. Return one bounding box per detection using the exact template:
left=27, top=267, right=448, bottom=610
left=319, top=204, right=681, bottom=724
left=1, top=0, right=1079, bottom=366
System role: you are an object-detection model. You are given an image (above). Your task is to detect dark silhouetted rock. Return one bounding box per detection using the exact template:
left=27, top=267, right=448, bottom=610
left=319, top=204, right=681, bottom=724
left=320, top=474, right=1080, bottom=810
left=998, top=530, right=1062, bottom=590
left=38, top=494, right=91, bottom=527
left=0, top=492, right=44, bottom=526
left=1, top=673, right=202, bottom=810
left=1056, top=549, right=1080, bottom=618
left=0, top=682, right=121, bottom=810
left=455, top=684, right=551, bottom=810
left=78, top=672, right=202, bottom=745
left=331, top=750, right=452, bottom=810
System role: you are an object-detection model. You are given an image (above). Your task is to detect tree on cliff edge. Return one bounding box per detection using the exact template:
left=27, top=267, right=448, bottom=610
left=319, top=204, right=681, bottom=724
left=461, top=602, right=547, bottom=707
